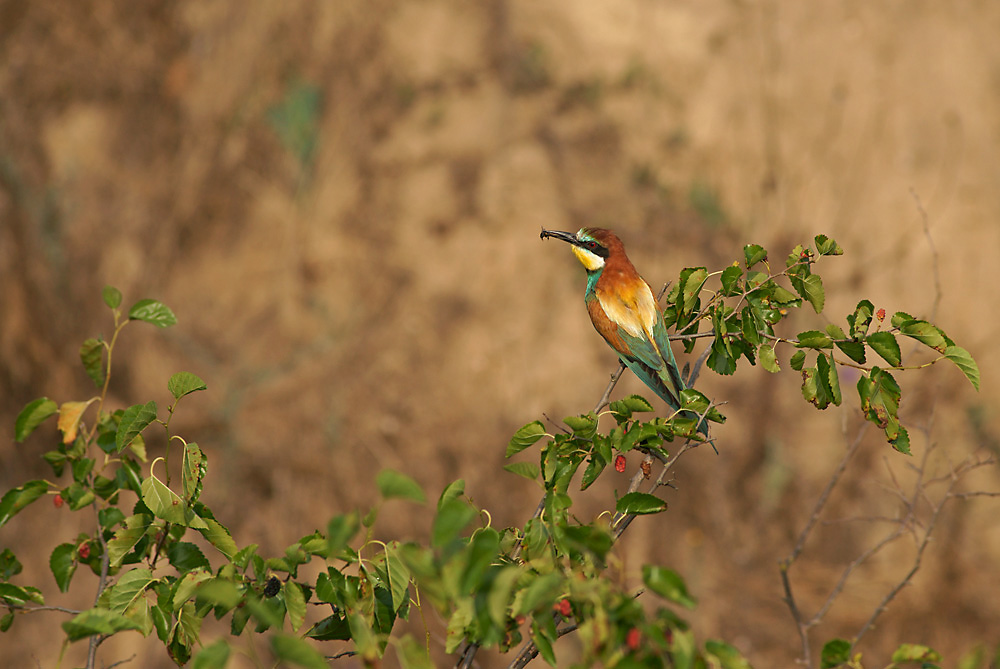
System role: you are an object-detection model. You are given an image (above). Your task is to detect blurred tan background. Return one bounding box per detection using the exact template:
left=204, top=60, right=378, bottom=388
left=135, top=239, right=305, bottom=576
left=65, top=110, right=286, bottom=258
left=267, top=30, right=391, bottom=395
left=2, top=2, right=999, bottom=667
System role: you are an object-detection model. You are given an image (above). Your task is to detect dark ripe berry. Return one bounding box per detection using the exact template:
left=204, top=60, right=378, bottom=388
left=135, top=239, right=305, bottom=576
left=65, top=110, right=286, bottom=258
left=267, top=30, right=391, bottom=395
left=263, top=576, right=281, bottom=597
left=614, top=454, right=627, bottom=473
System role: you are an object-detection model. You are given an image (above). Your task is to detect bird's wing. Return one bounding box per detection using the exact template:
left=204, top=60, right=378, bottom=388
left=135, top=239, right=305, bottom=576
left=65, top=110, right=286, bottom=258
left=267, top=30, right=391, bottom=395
left=592, top=280, right=684, bottom=406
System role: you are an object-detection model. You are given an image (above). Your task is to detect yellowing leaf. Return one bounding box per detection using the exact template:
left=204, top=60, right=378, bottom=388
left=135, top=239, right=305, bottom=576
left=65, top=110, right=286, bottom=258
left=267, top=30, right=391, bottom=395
left=57, top=400, right=97, bottom=445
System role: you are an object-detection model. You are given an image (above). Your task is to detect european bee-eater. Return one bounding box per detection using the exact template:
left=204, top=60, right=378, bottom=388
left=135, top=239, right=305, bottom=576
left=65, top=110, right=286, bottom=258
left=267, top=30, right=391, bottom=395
left=541, top=227, right=706, bottom=434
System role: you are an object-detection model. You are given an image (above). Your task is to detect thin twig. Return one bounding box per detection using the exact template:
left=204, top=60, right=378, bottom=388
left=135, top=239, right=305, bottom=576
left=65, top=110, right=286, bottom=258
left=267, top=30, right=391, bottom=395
left=8, top=605, right=83, bottom=615
left=854, top=473, right=956, bottom=644
left=779, top=423, right=867, bottom=666
left=592, top=362, right=628, bottom=414
left=86, top=495, right=113, bottom=669
left=507, top=622, right=581, bottom=669
left=784, top=425, right=868, bottom=565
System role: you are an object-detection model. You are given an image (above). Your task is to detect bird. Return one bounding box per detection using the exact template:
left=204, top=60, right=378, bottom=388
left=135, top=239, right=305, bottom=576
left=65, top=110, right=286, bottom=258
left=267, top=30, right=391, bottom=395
left=540, top=227, right=707, bottom=435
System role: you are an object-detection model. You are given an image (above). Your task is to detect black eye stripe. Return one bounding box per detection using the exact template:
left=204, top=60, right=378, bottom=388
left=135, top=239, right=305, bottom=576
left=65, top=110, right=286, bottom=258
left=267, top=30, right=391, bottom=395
left=580, top=240, right=609, bottom=258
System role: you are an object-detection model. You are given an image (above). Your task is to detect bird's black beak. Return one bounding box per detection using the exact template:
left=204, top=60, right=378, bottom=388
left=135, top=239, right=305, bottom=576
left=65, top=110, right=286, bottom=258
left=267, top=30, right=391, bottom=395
left=540, top=229, right=579, bottom=245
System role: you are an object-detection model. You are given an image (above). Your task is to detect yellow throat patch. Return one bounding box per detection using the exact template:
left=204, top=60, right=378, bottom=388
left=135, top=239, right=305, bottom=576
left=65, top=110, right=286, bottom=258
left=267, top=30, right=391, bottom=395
left=571, top=245, right=605, bottom=271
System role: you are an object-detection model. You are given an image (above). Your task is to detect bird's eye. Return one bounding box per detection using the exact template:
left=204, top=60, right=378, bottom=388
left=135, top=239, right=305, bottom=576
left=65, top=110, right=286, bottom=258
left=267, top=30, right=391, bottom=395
left=587, top=242, right=598, bottom=251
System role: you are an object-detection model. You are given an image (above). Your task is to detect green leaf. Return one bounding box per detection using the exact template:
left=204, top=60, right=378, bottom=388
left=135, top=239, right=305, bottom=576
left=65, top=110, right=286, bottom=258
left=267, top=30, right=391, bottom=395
left=514, top=571, right=563, bottom=616
left=817, top=353, right=842, bottom=406
left=109, top=568, right=155, bottom=615
left=793, top=273, right=825, bottom=313
left=0, top=583, right=43, bottom=607
left=385, top=542, right=411, bottom=612
left=679, top=388, right=725, bottom=423
left=174, top=569, right=213, bottom=611
left=795, top=330, right=833, bottom=349
left=305, top=613, right=351, bottom=641
left=0, top=549, right=22, bottom=580
left=103, top=285, right=123, bottom=309
left=326, top=512, right=360, bottom=559
left=197, top=518, right=237, bottom=558
left=769, top=284, right=802, bottom=307
left=141, top=469, right=207, bottom=529
left=460, top=529, right=500, bottom=595
left=621, top=395, right=655, bottom=413
left=680, top=267, right=708, bottom=314
left=889, top=421, right=911, bottom=455
left=944, top=346, right=980, bottom=391
left=0, top=480, right=48, bottom=529
left=445, top=600, right=473, bottom=654
left=192, top=639, right=231, bottom=669
left=891, top=310, right=914, bottom=328
left=580, top=452, right=606, bottom=491
left=80, top=338, right=105, bottom=388
left=507, top=421, right=546, bottom=458
left=891, top=643, right=941, bottom=663
left=270, top=633, right=329, bottom=669
left=866, top=331, right=901, bottom=367
left=62, top=607, right=142, bottom=641
left=832, top=329, right=866, bottom=364
left=50, top=543, right=77, bottom=593
left=108, top=514, right=154, bottom=568
left=720, top=264, right=743, bottom=296
left=847, top=300, right=874, bottom=339
left=376, top=469, right=426, bottom=503
left=128, top=299, right=177, bottom=327
left=814, top=234, right=844, bottom=256
left=532, top=622, right=557, bottom=667
left=643, top=565, right=697, bottom=609
left=168, top=372, right=207, bottom=400
left=195, top=579, right=242, bottom=610
left=503, top=462, right=540, bottom=480
left=14, top=398, right=58, bottom=443
left=786, top=244, right=810, bottom=273
left=182, top=442, right=206, bottom=503
left=857, top=367, right=900, bottom=427
left=124, top=595, right=154, bottom=638
left=743, top=243, right=767, bottom=268
left=801, top=367, right=831, bottom=410
left=438, top=479, right=465, bottom=509
left=759, top=344, right=779, bottom=373
left=821, top=638, right=852, bottom=669
left=116, top=401, right=158, bottom=453
left=564, top=413, right=598, bottom=437
left=898, top=319, right=948, bottom=352
left=487, top=565, right=523, bottom=627
left=284, top=581, right=307, bottom=632
left=789, top=350, right=806, bottom=371
left=707, top=336, right=737, bottom=375
left=63, top=481, right=96, bottom=511
left=615, top=492, right=667, bottom=515
left=704, top=640, right=752, bottom=668
left=858, top=367, right=911, bottom=453
left=167, top=542, right=211, bottom=571
left=432, top=498, right=476, bottom=548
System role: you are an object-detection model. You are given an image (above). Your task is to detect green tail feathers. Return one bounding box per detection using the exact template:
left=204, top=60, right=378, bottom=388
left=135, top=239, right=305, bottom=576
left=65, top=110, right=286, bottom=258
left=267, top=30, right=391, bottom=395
left=620, top=356, right=709, bottom=436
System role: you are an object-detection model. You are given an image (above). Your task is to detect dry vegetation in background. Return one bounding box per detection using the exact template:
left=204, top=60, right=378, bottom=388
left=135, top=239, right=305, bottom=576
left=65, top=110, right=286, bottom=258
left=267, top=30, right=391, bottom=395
left=2, top=2, right=998, bottom=667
